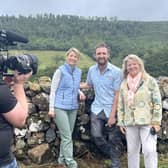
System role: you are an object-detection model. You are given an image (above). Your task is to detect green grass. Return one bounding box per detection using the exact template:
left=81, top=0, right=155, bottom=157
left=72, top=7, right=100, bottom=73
left=140, top=154, right=168, bottom=168
left=8, top=50, right=95, bottom=73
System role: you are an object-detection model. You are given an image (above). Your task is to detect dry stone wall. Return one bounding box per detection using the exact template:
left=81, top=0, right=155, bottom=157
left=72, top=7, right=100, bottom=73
left=13, top=76, right=168, bottom=164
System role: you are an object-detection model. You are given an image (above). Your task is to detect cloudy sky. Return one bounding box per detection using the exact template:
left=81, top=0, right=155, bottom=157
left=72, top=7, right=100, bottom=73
left=1, top=0, right=168, bottom=21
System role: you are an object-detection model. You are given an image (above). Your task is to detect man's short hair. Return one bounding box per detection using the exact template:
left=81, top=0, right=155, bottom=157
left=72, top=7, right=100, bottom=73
left=94, top=42, right=110, bottom=55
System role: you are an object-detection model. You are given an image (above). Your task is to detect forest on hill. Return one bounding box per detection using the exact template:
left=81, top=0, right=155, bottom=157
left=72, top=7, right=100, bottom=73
left=0, top=14, right=168, bottom=77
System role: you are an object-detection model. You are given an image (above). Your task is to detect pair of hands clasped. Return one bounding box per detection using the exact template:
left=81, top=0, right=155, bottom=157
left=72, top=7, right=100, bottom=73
left=48, top=91, right=86, bottom=118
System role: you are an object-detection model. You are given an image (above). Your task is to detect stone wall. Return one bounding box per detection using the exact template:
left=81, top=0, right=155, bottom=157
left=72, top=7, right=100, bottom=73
left=14, top=76, right=168, bottom=164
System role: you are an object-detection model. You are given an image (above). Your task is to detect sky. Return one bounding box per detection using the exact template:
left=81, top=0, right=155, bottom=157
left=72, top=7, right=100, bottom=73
left=1, top=0, right=168, bottom=21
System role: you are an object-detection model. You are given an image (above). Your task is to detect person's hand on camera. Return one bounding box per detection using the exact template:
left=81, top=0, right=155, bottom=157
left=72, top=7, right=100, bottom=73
left=13, top=70, right=32, bottom=84
left=3, top=76, right=14, bottom=86
left=3, top=71, right=32, bottom=86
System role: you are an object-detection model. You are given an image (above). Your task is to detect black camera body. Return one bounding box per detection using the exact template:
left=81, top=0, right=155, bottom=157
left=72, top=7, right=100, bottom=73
left=0, top=30, right=38, bottom=76
left=0, top=54, right=38, bottom=76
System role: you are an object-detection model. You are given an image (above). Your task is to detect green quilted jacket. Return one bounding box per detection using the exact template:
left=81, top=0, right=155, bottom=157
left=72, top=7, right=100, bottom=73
left=117, top=74, right=162, bottom=126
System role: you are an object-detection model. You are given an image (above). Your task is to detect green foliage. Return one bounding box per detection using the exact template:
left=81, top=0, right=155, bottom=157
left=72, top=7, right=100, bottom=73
left=1, top=14, right=168, bottom=76
left=144, top=47, right=168, bottom=77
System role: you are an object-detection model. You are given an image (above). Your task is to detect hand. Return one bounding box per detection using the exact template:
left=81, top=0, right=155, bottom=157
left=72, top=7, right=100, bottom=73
left=48, top=111, right=55, bottom=118
left=13, top=70, right=32, bottom=84
left=107, top=115, right=116, bottom=127
left=79, top=91, right=86, bottom=101
left=3, top=76, right=14, bottom=86
left=80, top=82, right=92, bottom=89
left=151, top=125, right=161, bottom=133
left=80, top=82, right=86, bottom=89
left=120, top=126, right=126, bottom=134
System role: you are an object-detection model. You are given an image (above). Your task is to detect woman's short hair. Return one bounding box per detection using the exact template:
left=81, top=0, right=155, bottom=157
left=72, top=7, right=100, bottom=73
left=66, top=48, right=81, bottom=58
left=122, top=54, right=147, bottom=79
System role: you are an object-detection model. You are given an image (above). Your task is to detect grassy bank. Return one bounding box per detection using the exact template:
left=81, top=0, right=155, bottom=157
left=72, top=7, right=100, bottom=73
left=8, top=50, right=94, bottom=71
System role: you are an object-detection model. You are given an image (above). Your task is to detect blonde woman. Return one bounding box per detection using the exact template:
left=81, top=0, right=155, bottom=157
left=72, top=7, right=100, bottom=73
left=48, top=48, right=85, bottom=168
left=117, top=54, right=162, bottom=168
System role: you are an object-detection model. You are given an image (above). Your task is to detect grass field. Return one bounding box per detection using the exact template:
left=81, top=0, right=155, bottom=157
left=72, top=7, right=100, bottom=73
left=8, top=50, right=95, bottom=73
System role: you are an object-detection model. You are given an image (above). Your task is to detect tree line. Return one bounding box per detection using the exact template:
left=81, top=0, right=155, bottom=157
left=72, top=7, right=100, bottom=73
left=0, top=14, right=168, bottom=76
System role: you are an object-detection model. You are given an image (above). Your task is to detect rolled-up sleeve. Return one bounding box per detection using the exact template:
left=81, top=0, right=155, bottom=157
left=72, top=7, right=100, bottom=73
left=86, top=68, right=93, bottom=86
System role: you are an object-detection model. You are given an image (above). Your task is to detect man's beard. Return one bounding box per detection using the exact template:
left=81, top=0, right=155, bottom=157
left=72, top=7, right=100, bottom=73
left=97, top=58, right=108, bottom=66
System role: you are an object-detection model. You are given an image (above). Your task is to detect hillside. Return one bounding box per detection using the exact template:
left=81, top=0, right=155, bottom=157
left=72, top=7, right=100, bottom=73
left=1, top=14, right=168, bottom=76
left=8, top=50, right=95, bottom=80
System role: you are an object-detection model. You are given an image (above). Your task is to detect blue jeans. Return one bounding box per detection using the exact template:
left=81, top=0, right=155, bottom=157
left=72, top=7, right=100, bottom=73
left=1, top=159, right=18, bottom=168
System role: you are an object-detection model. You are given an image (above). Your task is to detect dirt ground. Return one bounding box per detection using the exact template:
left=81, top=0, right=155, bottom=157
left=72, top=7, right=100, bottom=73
left=18, top=154, right=128, bottom=168
left=18, top=154, right=168, bottom=168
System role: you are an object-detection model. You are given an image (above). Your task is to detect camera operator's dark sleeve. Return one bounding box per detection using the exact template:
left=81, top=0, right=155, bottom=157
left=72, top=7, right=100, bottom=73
left=0, top=80, right=17, bottom=113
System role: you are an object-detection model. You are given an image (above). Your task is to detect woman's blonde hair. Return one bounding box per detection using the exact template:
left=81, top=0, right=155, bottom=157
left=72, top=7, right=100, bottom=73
left=66, top=47, right=81, bottom=58
left=122, top=54, right=148, bottom=79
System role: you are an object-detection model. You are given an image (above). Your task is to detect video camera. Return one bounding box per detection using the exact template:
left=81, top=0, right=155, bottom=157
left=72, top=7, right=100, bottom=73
left=0, top=30, right=38, bottom=77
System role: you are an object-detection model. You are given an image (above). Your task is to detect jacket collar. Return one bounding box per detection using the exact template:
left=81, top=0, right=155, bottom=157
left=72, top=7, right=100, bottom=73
left=64, top=62, right=76, bottom=73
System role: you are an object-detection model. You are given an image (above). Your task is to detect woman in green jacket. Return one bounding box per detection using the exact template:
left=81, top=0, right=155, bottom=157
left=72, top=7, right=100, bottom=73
left=117, top=54, right=162, bottom=168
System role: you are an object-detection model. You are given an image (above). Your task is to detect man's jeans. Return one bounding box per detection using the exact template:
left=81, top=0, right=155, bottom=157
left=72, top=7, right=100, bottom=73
left=91, top=111, right=122, bottom=168
left=1, top=159, right=18, bottom=168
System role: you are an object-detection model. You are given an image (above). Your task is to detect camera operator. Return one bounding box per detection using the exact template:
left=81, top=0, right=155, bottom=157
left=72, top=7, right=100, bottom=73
left=0, top=70, right=32, bottom=168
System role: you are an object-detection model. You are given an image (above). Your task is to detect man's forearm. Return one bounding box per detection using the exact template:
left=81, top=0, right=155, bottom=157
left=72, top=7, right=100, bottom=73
left=13, top=83, right=28, bottom=113
left=110, top=91, right=119, bottom=118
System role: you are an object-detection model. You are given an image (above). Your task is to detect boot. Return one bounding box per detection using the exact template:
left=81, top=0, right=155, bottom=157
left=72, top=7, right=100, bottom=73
left=111, top=157, right=121, bottom=168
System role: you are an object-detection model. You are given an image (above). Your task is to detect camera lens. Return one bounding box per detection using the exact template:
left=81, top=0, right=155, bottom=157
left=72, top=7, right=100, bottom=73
left=6, top=54, right=38, bottom=75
